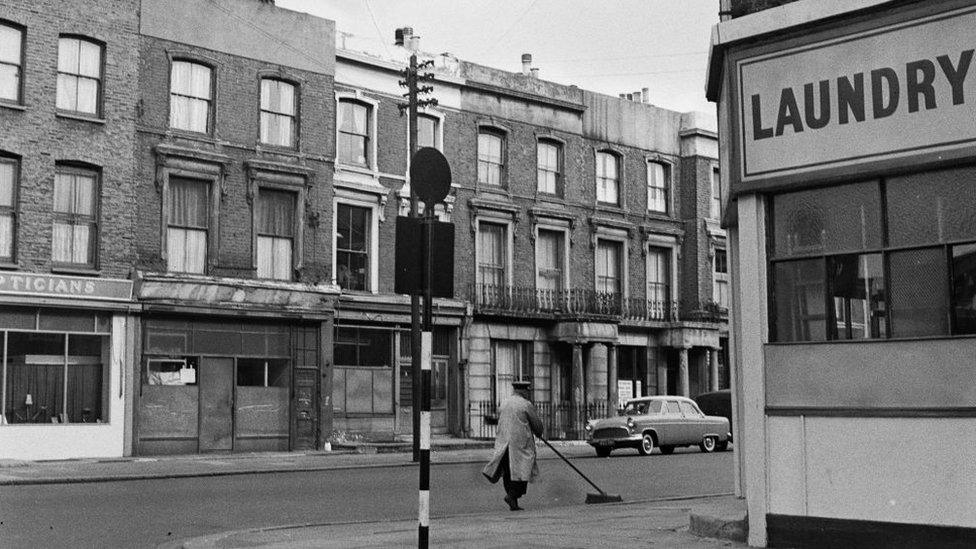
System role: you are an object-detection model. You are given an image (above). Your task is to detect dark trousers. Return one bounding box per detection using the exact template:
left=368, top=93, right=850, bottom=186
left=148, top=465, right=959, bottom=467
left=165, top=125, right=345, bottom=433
left=499, top=451, right=528, bottom=500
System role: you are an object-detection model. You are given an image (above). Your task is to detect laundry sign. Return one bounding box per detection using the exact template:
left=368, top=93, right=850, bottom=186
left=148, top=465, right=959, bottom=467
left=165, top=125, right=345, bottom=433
left=736, top=6, right=976, bottom=183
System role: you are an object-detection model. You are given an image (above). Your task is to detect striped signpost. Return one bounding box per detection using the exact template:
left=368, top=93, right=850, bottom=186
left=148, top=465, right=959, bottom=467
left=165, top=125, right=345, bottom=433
left=419, top=330, right=432, bottom=546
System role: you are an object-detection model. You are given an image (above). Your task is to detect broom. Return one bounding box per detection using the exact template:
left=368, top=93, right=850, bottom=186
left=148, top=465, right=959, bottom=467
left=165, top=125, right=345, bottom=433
left=540, top=437, right=623, bottom=504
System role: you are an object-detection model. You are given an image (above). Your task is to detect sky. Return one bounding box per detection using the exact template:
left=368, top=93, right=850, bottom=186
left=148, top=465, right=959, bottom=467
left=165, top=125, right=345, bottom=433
left=276, top=0, right=719, bottom=116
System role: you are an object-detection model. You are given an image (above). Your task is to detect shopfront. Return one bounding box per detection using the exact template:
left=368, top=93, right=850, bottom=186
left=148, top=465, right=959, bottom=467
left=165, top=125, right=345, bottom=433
left=0, top=273, right=136, bottom=460
left=708, top=1, right=976, bottom=546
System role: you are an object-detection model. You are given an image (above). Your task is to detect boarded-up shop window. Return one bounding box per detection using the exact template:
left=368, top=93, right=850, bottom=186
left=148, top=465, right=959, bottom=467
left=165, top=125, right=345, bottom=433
left=334, top=327, right=393, bottom=415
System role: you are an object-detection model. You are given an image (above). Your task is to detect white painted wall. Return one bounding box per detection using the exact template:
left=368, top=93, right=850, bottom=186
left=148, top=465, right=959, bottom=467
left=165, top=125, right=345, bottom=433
left=768, top=416, right=976, bottom=527
left=0, top=316, right=127, bottom=461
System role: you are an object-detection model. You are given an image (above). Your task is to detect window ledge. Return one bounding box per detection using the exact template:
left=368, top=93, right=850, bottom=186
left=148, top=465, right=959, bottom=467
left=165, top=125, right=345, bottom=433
left=645, top=211, right=674, bottom=222
left=0, top=261, right=19, bottom=270
left=595, top=204, right=627, bottom=216
left=51, top=266, right=101, bottom=276
left=256, top=143, right=300, bottom=154
left=0, top=102, right=27, bottom=112
left=56, top=111, right=106, bottom=124
left=166, top=128, right=217, bottom=143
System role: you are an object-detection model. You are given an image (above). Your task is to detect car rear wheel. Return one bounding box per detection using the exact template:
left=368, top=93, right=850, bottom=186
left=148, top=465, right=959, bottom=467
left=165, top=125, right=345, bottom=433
left=699, top=436, right=717, bottom=453
left=595, top=446, right=612, bottom=458
left=638, top=433, right=655, bottom=456
left=659, top=445, right=675, bottom=455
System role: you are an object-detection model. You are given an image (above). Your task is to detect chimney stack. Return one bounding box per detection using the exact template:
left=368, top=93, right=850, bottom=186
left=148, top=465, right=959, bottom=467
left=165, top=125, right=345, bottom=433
left=642, top=87, right=649, bottom=103
left=530, top=67, right=539, bottom=79
left=395, top=26, right=413, bottom=47
left=408, top=35, right=420, bottom=52
left=633, top=90, right=642, bottom=103
left=521, top=53, right=532, bottom=75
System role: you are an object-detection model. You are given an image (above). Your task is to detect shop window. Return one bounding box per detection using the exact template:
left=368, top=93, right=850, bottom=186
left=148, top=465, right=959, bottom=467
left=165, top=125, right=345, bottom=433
left=772, top=181, right=882, bottom=257
left=335, top=203, right=371, bottom=291
left=169, top=60, right=212, bottom=133
left=167, top=177, right=209, bottom=273
left=827, top=253, right=885, bottom=339
left=335, top=327, right=390, bottom=367
left=596, top=151, right=619, bottom=206
left=146, top=357, right=198, bottom=386
left=56, top=36, right=102, bottom=116
left=256, top=188, right=295, bottom=280
left=237, top=359, right=288, bottom=388
left=338, top=99, right=371, bottom=167
left=537, top=140, right=562, bottom=196
left=0, top=22, right=24, bottom=103
left=491, top=340, right=532, bottom=405
left=888, top=248, right=947, bottom=337
left=0, top=156, right=17, bottom=262
left=3, top=332, right=107, bottom=424
left=52, top=165, right=98, bottom=268
left=773, top=258, right=827, bottom=342
left=477, top=129, right=505, bottom=187
left=647, top=161, right=669, bottom=213
left=260, top=79, right=296, bottom=148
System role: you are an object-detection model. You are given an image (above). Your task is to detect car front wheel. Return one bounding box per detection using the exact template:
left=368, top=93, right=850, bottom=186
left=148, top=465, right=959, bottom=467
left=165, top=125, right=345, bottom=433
left=595, top=446, right=612, bottom=458
left=700, top=436, right=717, bottom=453
left=638, top=433, right=655, bottom=456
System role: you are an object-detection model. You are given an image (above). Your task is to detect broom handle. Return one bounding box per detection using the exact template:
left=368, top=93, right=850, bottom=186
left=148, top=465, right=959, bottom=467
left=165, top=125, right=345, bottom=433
left=540, top=437, right=606, bottom=495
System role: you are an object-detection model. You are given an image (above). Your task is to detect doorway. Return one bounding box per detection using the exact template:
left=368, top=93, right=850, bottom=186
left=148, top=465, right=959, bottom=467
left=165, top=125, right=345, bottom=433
left=198, top=357, right=233, bottom=452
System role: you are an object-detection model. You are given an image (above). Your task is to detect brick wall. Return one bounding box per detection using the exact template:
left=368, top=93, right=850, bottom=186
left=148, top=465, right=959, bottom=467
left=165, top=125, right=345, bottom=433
left=135, top=35, right=335, bottom=283
left=0, top=0, right=140, bottom=278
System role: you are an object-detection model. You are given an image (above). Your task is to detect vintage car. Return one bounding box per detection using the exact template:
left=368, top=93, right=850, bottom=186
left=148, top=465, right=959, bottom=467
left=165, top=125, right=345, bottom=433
left=585, top=396, right=731, bottom=457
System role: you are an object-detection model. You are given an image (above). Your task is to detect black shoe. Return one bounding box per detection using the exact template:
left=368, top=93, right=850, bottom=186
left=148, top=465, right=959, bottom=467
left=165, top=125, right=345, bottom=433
left=504, top=495, right=523, bottom=511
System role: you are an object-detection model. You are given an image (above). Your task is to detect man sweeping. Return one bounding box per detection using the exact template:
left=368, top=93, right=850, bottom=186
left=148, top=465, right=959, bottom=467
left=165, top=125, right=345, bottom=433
left=482, top=380, right=544, bottom=511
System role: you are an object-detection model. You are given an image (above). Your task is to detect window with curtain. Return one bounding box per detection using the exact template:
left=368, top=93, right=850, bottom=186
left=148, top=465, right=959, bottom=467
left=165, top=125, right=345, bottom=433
left=596, top=239, right=622, bottom=294
left=336, top=203, right=371, bottom=291
left=417, top=113, right=439, bottom=149
left=0, top=23, right=24, bottom=103
left=478, top=221, right=507, bottom=288
left=537, top=140, right=561, bottom=195
left=710, top=167, right=722, bottom=220
left=536, top=229, right=563, bottom=291
left=491, top=340, right=533, bottom=405
left=52, top=167, right=97, bottom=267
left=597, top=151, right=619, bottom=205
left=338, top=99, right=370, bottom=166
left=169, top=60, right=212, bottom=133
left=260, top=79, right=296, bottom=147
left=0, top=158, right=16, bottom=262
left=647, top=161, right=669, bottom=213
left=167, top=177, right=209, bottom=274
left=713, top=248, right=729, bottom=308
left=256, top=188, right=295, bottom=280
left=647, top=246, right=670, bottom=304
left=56, top=36, right=102, bottom=115
left=477, top=130, right=504, bottom=187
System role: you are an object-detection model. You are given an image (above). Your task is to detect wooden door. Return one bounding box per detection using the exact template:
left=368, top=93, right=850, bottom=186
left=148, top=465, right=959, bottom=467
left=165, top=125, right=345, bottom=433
left=199, top=357, right=234, bottom=452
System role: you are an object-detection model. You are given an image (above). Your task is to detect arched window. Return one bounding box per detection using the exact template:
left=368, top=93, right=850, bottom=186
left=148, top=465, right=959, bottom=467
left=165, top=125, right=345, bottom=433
left=596, top=151, right=619, bottom=205
left=170, top=60, right=213, bottom=133
left=537, top=139, right=562, bottom=196
left=478, top=129, right=505, bottom=187
left=260, top=78, right=297, bottom=147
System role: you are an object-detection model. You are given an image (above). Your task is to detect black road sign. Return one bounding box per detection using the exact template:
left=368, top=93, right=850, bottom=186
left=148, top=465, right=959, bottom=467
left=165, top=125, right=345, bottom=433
left=410, top=147, right=452, bottom=206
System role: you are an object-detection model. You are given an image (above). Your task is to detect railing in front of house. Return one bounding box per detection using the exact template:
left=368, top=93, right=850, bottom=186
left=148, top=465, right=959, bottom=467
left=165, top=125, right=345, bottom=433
left=469, top=284, right=728, bottom=323
left=473, top=399, right=615, bottom=440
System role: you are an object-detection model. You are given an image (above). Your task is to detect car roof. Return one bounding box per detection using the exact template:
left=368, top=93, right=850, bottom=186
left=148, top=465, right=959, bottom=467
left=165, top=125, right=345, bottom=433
left=625, top=396, right=695, bottom=404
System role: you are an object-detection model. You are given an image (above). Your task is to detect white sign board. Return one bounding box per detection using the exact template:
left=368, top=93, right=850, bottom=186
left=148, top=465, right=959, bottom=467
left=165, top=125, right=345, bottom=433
left=737, top=6, right=976, bottom=183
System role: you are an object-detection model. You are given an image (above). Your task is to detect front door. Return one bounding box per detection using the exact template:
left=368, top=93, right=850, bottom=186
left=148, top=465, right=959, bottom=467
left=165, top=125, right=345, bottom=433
left=199, top=357, right=234, bottom=452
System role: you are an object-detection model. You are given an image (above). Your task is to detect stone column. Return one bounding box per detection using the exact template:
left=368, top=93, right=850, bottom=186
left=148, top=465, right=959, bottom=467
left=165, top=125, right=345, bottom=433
left=678, top=347, right=690, bottom=397
left=710, top=348, right=720, bottom=392
left=607, top=343, right=618, bottom=408
left=571, top=343, right=584, bottom=437
left=656, top=349, right=668, bottom=395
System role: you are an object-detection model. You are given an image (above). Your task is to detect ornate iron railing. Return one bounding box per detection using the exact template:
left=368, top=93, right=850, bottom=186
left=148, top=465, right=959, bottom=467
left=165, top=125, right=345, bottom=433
left=469, top=284, right=680, bottom=321
left=474, top=399, right=615, bottom=440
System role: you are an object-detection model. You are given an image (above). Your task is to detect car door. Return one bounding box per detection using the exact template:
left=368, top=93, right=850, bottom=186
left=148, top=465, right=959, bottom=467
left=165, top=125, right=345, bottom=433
left=657, top=400, right=683, bottom=445
left=678, top=400, right=706, bottom=443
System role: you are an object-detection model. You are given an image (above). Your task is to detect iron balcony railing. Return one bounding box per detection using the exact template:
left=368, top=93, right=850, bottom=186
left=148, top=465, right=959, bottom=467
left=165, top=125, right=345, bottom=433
left=474, top=399, right=614, bottom=440
left=469, top=284, right=728, bottom=323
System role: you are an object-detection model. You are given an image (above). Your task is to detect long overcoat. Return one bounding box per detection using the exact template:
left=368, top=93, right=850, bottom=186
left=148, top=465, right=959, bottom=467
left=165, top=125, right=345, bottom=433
left=482, top=393, right=544, bottom=483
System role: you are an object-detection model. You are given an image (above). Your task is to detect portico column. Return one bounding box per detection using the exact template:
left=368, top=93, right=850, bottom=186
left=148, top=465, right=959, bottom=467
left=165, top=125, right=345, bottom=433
left=678, top=347, right=690, bottom=397
left=710, top=348, right=720, bottom=392
left=607, top=343, right=618, bottom=408
left=656, top=349, right=668, bottom=395
left=571, top=343, right=584, bottom=437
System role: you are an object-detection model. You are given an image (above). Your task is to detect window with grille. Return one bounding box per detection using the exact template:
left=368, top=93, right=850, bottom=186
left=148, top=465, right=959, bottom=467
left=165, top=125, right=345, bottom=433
left=537, top=140, right=561, bottom=195
left=478, top=221, right=507, bottom=288
left=770, top=166, right=976, bottom=342
left=596, top=239, right=622, bottom=294
left=0, top=157, right=17, bottom=262
left=167, top=177, right=209, bottom=274
left=0, top=23, right=24, bottom=103
left=56, top=36, right=102, bottom=115
left=336, top=203, right=371, bottom=291
left=478, top=130, right=504, bottom=187
left=169, top=61, right=212, bottom=133
left=338, top=99, right=370, bottom=166
left=52, top=166, right=98, bottom=267
left=536, top=229, right=564, bottom=291
left=647, top=161, right=669, bottom=213
left=260, top=79, right=296, bottom=147
left=597, top=151, right=619, bottom=205
left=256, top=188, right=295, bottom=280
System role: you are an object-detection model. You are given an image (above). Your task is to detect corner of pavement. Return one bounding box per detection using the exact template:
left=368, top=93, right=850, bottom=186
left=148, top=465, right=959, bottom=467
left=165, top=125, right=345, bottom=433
left=1, top=436, right=747, bottom=548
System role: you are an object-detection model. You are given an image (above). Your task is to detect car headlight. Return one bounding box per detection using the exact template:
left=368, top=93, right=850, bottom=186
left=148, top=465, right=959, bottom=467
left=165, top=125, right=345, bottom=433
left=584, top=423, right=593, bottom=432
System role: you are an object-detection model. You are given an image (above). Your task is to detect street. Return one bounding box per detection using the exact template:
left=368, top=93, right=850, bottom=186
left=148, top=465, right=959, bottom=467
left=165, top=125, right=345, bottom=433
left=0, top=447, right=732, bottom=548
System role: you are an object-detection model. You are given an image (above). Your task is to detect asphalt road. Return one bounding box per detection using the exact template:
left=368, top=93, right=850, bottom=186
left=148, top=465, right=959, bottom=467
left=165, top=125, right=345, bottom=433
left=0, top=447, right=732, bottom=548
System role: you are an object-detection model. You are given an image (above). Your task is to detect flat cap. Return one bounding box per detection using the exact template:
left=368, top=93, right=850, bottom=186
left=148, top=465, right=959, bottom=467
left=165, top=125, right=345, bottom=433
left=512, top=381, right=532, bottom=390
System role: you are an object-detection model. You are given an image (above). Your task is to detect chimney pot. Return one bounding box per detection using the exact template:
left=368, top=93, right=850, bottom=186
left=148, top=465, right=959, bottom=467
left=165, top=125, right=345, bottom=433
left=530, top=67, right=539, bottom=78
left=408, top=35, right=420, bottom=52
left=642, top=87, right=649, bottom=103
left=521, top=53, right=532, bottom=75
left=633, top=91, right=642, bottom=103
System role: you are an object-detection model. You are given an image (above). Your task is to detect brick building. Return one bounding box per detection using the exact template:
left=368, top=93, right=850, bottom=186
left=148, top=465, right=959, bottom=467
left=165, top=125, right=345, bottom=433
left=131, top=0, right=339, bottom=455
left=0, top=0, right=140, bottom=459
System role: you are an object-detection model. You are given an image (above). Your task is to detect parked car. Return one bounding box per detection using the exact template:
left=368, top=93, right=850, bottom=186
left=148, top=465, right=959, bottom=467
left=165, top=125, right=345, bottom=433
left=585, top=396, right=731, bottom=457
left=695, top=389, right=732, bottom=442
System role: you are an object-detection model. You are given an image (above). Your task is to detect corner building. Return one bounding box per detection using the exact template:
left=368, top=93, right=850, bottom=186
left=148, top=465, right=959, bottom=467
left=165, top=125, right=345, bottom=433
left=708, top=0, right=976, bottom=545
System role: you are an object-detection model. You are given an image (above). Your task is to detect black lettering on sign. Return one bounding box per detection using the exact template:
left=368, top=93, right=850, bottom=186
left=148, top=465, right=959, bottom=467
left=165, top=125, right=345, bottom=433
left=775, top=87, right=803, bottom=136
left=871, top=67, right=900, bottom=119
left=751, top=94, right=774, bottom=140
left=837, top=73, right=865, bottom=125
left=937, top=49, right=974, bottom=106
left=906, top=59, right=937, bottom=113
left=804, top=80, right=831, bottom=130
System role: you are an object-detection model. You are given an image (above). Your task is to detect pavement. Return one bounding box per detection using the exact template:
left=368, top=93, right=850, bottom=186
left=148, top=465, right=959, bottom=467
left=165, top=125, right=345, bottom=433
left=0, top=436, right=749, bottom=548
